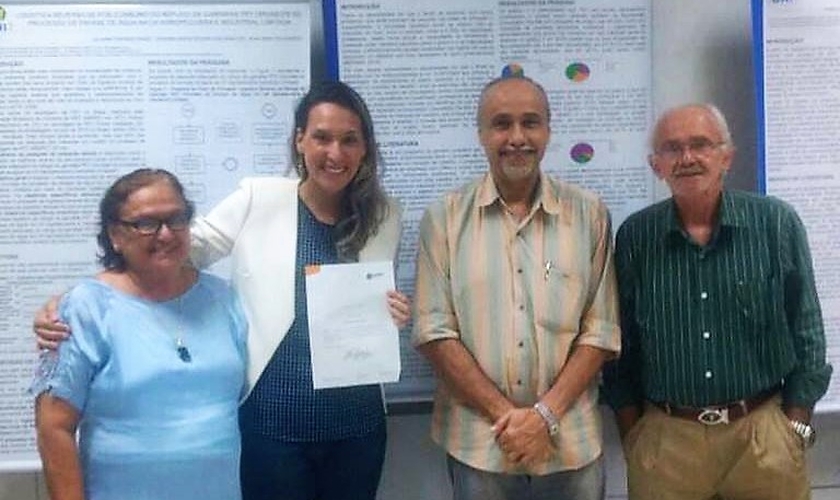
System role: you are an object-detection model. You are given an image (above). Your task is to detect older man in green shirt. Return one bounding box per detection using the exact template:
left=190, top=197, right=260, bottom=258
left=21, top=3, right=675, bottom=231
left=603, top=103, right=832, bottom=500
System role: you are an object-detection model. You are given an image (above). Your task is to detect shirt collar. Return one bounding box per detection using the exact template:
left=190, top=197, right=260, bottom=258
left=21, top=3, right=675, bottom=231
left=718, top=190, right=748, bottom=229
left=662, top=190, right=746, bottom=245
left=476, top=171, right=562, bottom=215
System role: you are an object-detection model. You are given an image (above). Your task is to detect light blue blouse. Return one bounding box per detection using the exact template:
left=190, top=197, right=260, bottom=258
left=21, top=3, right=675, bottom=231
left=32, top=273, right=247, bottom=500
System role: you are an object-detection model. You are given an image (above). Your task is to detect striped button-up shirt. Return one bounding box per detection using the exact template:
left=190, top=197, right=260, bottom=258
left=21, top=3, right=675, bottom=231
left=412, top=172, right=620, bottom=474
left=603, top=190, right=832, bottom=410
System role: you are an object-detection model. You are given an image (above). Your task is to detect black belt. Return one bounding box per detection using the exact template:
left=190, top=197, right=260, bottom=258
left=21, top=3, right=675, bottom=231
left=649, top=385, right=780, bottom=425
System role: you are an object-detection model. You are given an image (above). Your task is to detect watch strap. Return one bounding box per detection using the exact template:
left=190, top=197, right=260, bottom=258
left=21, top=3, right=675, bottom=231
left=533, top=401, right=560, bottom=436
left=790, top=419, right=816, bottom=448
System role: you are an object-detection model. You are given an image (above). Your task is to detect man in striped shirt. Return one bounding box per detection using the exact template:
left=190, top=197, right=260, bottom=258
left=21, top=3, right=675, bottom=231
left=413, top=75, right=621, bottom=500
left=603, top=103, right=832, bottom=500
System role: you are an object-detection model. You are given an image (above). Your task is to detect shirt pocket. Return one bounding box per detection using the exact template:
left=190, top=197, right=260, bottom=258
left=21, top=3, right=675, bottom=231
left=541, top=267, right=587, bottom=335
left=733, top=274, right=778, bottom=330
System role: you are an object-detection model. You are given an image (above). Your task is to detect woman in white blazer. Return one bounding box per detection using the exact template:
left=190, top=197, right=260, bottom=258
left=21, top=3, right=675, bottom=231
left=35, top=82, right=410, bottom=500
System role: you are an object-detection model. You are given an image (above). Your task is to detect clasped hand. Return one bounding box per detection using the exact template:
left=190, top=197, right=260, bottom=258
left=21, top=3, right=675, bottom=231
left=492, top=407, right=554, bottom=468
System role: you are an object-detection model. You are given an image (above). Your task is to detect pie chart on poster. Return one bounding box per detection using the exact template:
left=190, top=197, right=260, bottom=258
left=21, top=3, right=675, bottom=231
left=565, top=62, right=591, bottom=82
left=502, top=63, right=525, bottom=77
left=570, top=143, right=594, bottom=164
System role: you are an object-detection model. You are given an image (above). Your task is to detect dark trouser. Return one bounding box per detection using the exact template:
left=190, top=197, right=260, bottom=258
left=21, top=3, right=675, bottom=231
left=240, top=425, right=387, bottom=500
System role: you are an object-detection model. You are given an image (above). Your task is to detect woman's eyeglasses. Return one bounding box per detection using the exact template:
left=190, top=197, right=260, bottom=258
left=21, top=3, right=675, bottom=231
left=117, top=213, right=191, bottom=236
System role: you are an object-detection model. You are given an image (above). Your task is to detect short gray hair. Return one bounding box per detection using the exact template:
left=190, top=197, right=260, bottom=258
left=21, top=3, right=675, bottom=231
left=650, top=103, right=733, bottom=151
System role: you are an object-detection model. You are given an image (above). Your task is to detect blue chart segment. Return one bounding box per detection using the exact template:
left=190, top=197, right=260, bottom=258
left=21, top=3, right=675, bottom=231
left=501, top=63, right=525, bottom=77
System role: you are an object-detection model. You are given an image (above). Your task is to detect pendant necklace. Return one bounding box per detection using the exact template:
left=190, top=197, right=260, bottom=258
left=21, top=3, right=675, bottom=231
left=176, top=342, right=192, bottom=363
left=128, top=268, right=194, bottom=363
left=175, top=330, right=192, bottom=362
left=153, top=296, right=192, bottom=363
left=171, top=297, right=192, bottom=363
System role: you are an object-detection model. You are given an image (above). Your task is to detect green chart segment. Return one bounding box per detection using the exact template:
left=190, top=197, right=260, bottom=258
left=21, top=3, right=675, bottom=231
left=565, top=62, right=591, bottom=82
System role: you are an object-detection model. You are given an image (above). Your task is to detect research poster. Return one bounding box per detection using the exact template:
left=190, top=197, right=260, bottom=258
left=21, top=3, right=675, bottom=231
left=330, top=0, right=654, bottom=402
left=0, top=0, right=657, bottom=470
left=757, top=0, right=840, bottom=412
left=0, top=2, right=311, bottom=470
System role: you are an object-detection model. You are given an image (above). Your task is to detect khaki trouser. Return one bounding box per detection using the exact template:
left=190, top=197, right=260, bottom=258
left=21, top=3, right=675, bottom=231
left=623, top=396, right=810, bottom=500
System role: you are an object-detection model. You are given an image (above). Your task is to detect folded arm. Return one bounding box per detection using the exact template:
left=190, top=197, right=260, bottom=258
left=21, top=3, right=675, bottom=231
left=417, top=339, right=554, bottom=468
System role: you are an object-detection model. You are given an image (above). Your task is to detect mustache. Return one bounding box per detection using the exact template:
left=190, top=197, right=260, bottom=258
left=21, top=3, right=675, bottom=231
left=501, top=146, right=537, bottom=155
left=672, top=164, right=706, bottom=177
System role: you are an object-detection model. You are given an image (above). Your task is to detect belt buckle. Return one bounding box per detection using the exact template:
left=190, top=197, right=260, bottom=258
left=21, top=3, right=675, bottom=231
left=697, top=408, right=729, bottom=425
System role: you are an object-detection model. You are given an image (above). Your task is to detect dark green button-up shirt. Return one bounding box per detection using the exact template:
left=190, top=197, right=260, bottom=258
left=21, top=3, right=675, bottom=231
left=604, top=190, right=832, bottom=409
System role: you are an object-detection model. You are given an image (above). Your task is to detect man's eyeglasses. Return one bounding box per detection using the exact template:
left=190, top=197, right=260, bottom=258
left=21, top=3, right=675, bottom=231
left=117, top=213, right=191, bottom=236
left=654, top=139, right=726, bottom=161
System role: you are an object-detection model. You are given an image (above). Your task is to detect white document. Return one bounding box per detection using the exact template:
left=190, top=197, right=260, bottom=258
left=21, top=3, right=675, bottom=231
left=305, top=261, right=401, bottom=389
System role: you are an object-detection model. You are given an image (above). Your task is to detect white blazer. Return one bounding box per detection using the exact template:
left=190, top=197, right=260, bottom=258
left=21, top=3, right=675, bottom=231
left=190, top=177, right=402, bottom=396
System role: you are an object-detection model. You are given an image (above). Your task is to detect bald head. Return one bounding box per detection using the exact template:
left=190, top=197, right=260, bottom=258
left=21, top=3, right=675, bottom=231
left=477, top=76, right=551, bottom=128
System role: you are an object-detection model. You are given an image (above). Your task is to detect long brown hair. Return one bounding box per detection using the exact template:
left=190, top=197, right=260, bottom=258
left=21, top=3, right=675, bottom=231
left=291, top=81, right=389, bottom=261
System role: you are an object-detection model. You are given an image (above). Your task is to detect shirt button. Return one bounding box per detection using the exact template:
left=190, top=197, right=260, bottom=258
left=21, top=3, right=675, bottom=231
left=516, top=379, right=522, bottom=385
left=519, top=305, right=525, bottom=311
left=518, top=341, right=524, bottom=347
left=517, top=268, right=523, bottom=274
left=700, top=291, right=708, bottom=299
left=705, top=370, right=713, bottom=379
left=702, top=331, right=710, bottom=339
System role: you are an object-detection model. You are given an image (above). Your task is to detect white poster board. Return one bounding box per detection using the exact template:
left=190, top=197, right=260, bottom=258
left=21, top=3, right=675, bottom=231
left=0, top=2, right=311, bottom=470
left=757, top=0, right=839, bottom=413
left=331, top=0, right=655, bottom=402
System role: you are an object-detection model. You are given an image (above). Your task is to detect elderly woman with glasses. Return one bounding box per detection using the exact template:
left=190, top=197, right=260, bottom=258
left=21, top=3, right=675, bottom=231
left=32, top=168, right=247, bottom=500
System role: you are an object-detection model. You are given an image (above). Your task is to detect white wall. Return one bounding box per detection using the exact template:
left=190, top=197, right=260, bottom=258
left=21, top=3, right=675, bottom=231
left=4, top=1, right=839, bottom=499
left=651, top=1, right=759, bottom=193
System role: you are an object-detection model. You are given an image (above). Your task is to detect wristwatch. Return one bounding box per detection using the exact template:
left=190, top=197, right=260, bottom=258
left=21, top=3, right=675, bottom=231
left=789, top=420, right=816, bottom=448
left=533, top=401, right=560, bottom=436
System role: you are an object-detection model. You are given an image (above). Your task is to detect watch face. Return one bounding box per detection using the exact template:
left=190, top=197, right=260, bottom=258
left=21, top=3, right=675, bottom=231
left=803, top=428, right=816, bottom=448
left=791, top=421, right=816, bottom=448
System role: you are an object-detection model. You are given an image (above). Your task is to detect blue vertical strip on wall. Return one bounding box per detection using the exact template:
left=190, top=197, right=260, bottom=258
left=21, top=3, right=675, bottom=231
left=323, top=0, right=340, bottom=80
left=751, top=0, right=766, bottom=194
